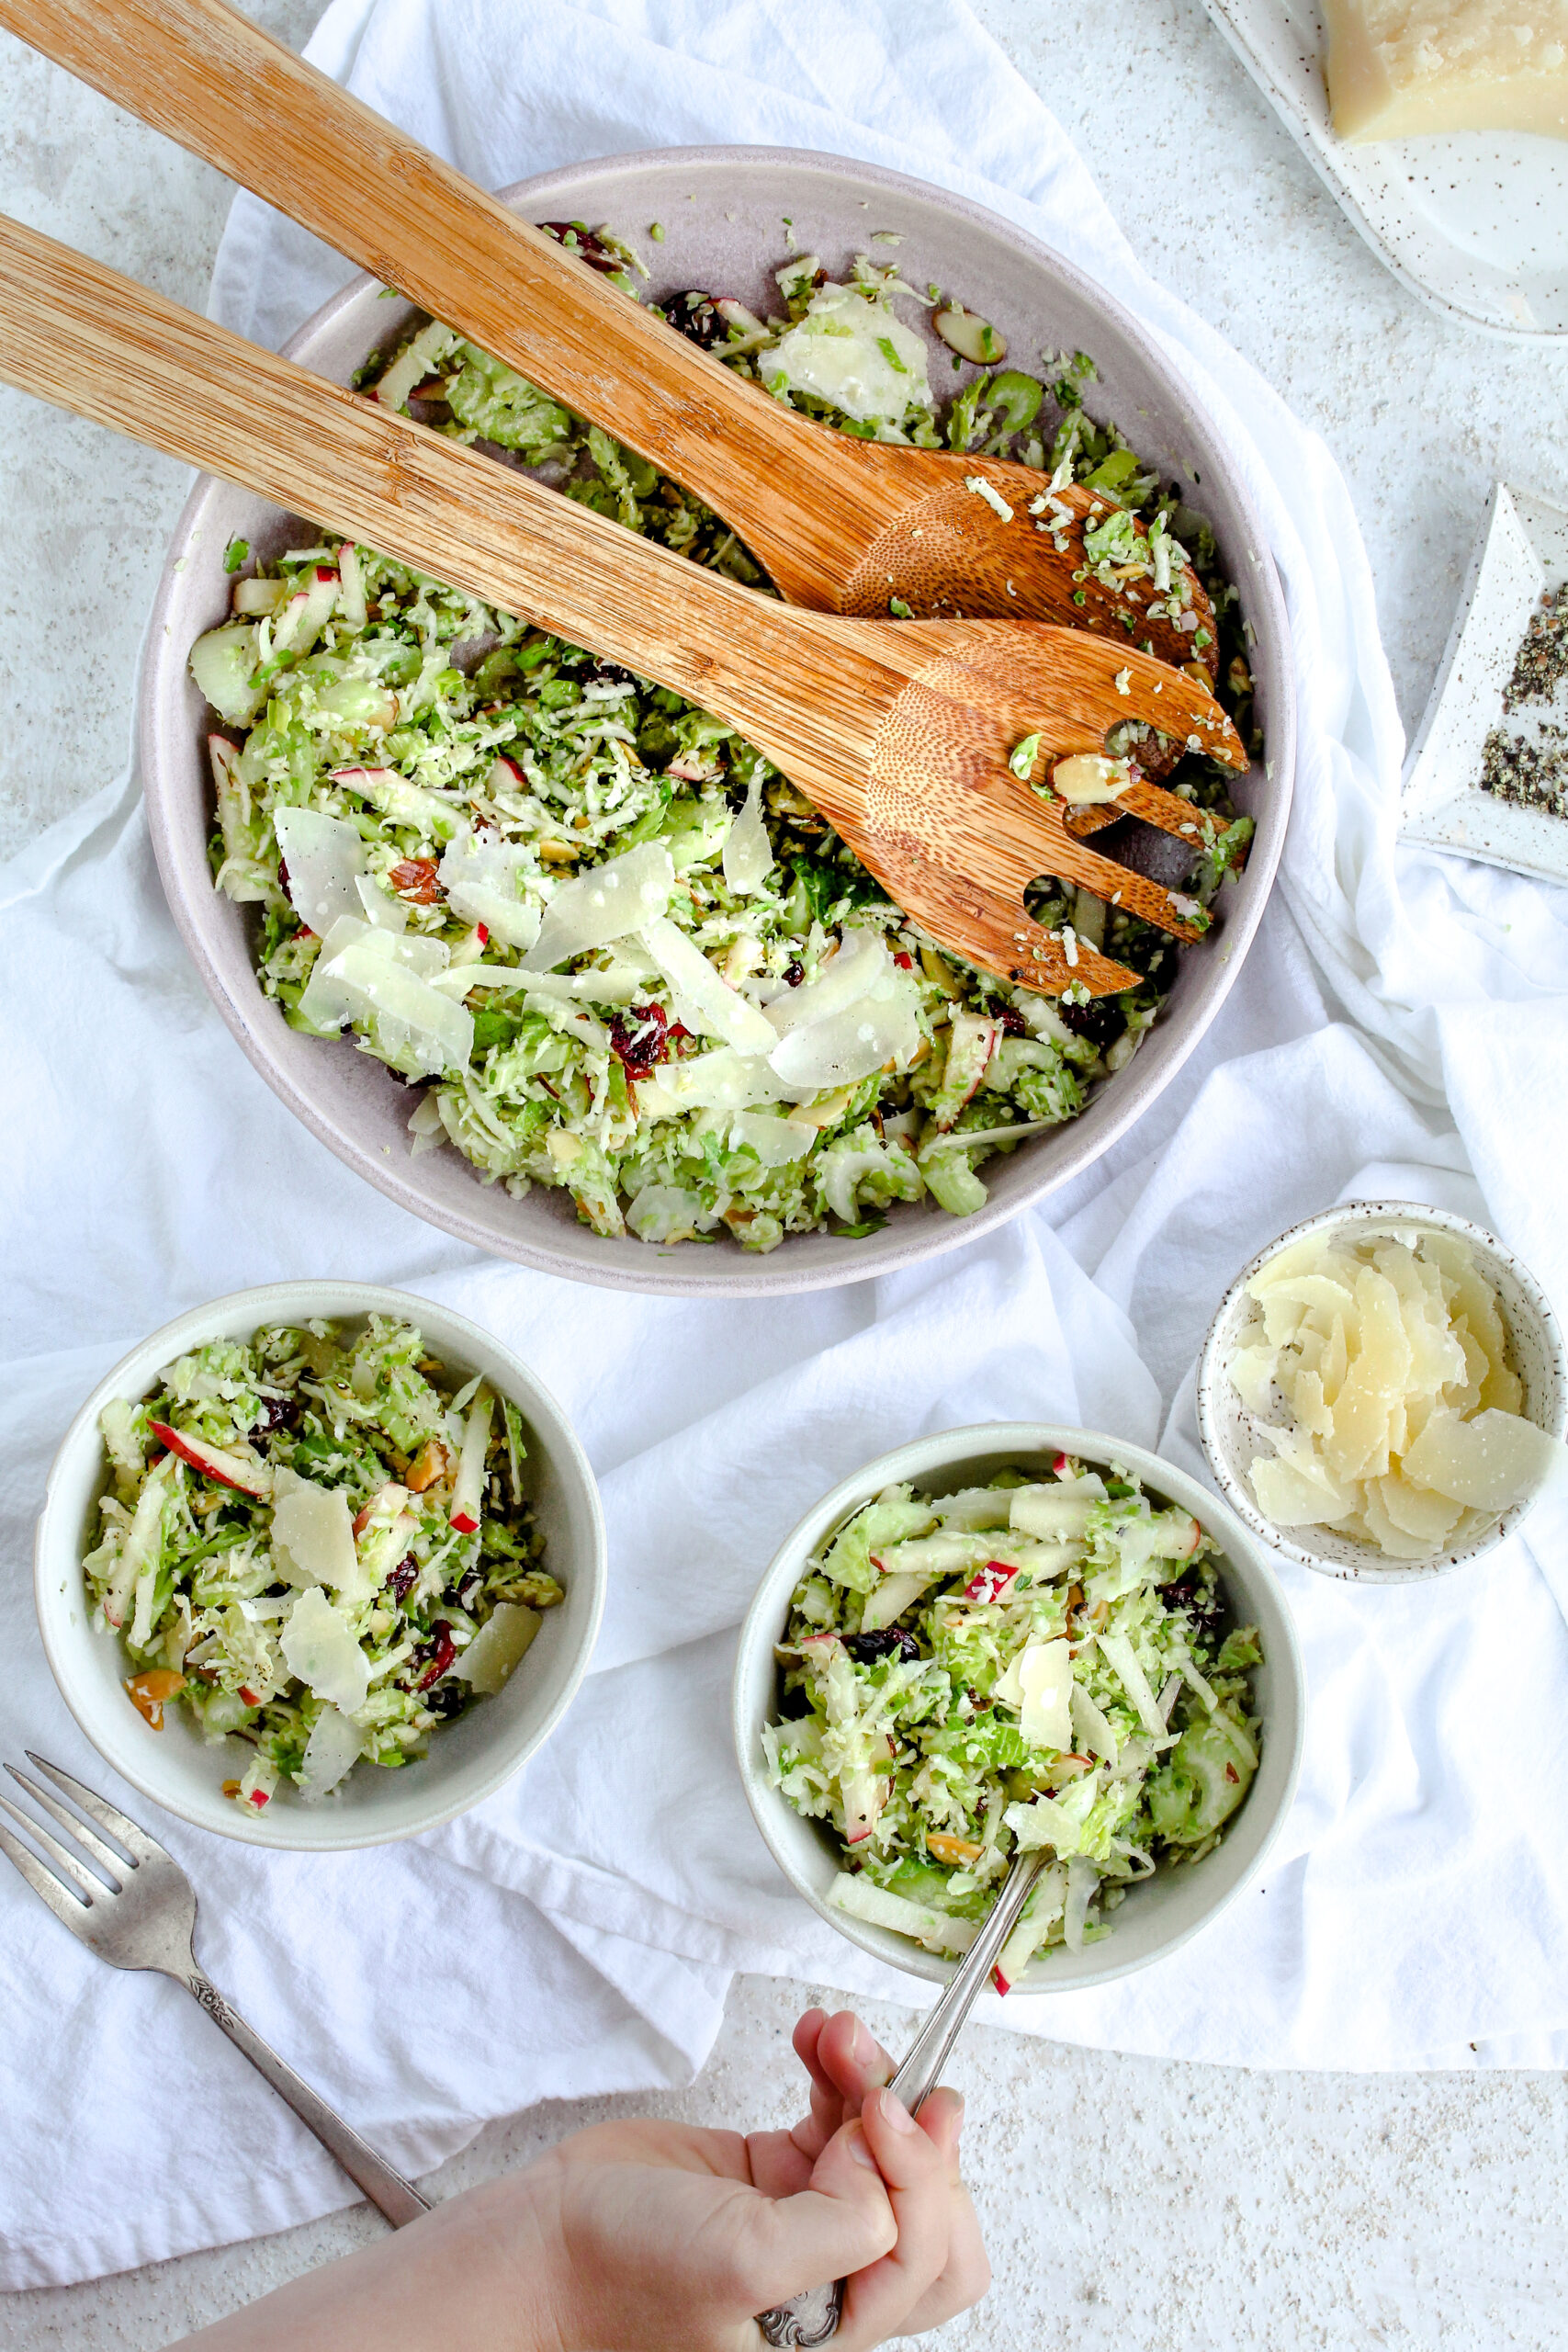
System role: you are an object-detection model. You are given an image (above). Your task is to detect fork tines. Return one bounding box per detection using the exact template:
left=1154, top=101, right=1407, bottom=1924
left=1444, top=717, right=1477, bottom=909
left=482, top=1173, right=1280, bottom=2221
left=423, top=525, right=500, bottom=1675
left=0, top=1754, right=152, bottom=1924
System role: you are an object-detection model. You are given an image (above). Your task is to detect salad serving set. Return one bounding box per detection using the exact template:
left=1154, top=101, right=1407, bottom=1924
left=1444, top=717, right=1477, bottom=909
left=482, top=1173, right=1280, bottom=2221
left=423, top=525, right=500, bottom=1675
left=5, top=2, right=1564, bottom=2333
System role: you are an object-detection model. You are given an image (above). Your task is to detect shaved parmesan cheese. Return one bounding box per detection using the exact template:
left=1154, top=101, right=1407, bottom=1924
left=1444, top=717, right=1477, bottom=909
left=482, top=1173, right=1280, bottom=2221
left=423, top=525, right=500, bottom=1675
left=768, top=995, right=919, bottom=1091
left=637, top=1049, right=781, bottom=1119
left=728, top=1111, right=814, bottom=1167
left=355, top=873, right=408, bottom=933
left=639, top=915, right=778, bottom=1054
left=298, top=917, right=472, bottom=1076
left=453, top=1601, right=541, bottom=1694
left=1000, top=1639, right=1074, bottom=1750
left=1401, top=1408, right=1562, bottom=1513
left=297, top=1702, right=364, bottom=1801
left=1228, top=1224, right=1556, bottom=1559
left=438, top=828, right=543, bottom=950
left=762, top=285, right=932, bottom=424
left=280, top=1588, right=369, bottom=1714
left=763, top=924, right=920, bottom=1089
left=272, top=806, right=367, bottom=933
left=766, top=927, right=889, bottom=1038
left=721, top=766, right=774, bottom=895
left=1070, top=1680, right=1119, bottom=1767
left=269, top=1470, right=359, bottom=1593
left=523, top=842, right=674, bottom=972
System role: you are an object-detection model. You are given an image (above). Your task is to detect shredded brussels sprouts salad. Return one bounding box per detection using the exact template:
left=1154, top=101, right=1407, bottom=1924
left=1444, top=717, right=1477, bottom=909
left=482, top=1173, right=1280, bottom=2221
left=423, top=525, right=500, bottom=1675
left=193, top=232, right=1257, bottom=1253
left=764, top=1454, right=1262, bottom=1987
left=83, top=1318, right=561, bottom=1810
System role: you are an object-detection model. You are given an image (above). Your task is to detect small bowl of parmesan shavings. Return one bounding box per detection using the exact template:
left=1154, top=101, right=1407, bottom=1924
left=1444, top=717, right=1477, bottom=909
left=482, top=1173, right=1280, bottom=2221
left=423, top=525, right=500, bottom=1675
left=1197, top=1202, right=1567, bottom=1581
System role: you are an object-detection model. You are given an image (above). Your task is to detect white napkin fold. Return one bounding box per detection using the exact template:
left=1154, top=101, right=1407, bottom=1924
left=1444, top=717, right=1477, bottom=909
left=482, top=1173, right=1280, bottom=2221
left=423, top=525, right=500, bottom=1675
left=5, top=0, right=1568, bottom=2292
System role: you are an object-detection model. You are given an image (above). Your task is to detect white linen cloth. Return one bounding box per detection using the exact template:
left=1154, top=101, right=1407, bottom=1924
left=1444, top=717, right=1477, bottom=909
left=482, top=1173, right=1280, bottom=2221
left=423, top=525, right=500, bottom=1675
left=4, top=0, right=1568, bottom=2291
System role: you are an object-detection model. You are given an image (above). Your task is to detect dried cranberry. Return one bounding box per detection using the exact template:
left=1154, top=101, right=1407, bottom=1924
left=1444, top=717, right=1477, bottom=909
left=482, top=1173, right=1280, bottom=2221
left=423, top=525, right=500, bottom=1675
left=583, top=658, right=637, bottom=690
left=608, top=1001, right=672, bottom=1081
left=386, top=1554, right=419, bottom=1605
left=784, top=959, right=805, bottom=988
left=537, top=220, right=620, bottom=273
left=1158, top=1572, right=1223, bottom=1645
left=1056, top=996, right=1127, bottom=1050
left=422, top=1682, right=468, bottom=1721
left=667, top=290, right=729, bottom=351
left=253, top=1395, right=299, bottom=1433
left=844, top=1629, right=920, bottom=1665
left=995, top=1005, right=1027, bottom=1035
left=277, top=855, right=292, bottom=897
left=412, top=1620, right=457, bottom=1690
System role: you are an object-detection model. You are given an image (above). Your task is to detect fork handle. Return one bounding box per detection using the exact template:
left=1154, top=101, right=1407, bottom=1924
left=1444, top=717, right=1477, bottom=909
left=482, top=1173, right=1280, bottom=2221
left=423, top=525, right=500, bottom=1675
left=182, top=1969, right=431, bottom=2227
left=757, top=1850, right=1046, bottom=2345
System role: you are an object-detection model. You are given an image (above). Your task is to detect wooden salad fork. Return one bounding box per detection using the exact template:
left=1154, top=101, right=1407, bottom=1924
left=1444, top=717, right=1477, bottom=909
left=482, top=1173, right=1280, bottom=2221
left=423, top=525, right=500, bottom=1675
left=0, top=214, right=1244, bottom=992
left=11, top=0, right=1219, bottom=693
left=0, top=1752, right=430, bottom=2227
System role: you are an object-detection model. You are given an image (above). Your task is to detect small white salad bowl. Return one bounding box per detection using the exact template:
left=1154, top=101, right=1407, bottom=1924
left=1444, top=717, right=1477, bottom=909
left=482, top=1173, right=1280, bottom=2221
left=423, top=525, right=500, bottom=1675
left=140, top=144, right=1293, bottom=1299
left=1196, top=1200, right=1568, bottom=1584
left=33, top=1283, right=605, bottom=1850
left=732, top=1421, right=1304, bottom=1995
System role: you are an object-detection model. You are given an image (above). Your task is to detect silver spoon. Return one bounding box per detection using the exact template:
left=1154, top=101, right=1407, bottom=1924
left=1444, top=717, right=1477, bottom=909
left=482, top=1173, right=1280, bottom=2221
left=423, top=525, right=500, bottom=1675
left=758, top=1849, right=1047, bottom=2346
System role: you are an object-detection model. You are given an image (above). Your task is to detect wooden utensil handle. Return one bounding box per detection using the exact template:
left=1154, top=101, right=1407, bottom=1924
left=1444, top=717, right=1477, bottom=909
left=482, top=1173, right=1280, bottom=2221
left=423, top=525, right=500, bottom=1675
left=0, top=211, right=816, bottom=710
left=6, top=0, right=854, bottom=575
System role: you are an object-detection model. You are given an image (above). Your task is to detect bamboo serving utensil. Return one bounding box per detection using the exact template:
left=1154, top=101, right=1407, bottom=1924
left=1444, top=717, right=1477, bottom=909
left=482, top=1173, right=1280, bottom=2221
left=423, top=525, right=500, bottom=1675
left=0, top=213, right=1245, bottom=992
left=10, top=0, right=1221, bottom=696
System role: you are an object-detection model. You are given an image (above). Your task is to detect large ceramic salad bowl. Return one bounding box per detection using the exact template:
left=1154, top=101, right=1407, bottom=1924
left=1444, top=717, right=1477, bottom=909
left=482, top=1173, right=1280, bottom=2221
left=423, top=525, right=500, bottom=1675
left=140, top=145, right=1293, bottom=1296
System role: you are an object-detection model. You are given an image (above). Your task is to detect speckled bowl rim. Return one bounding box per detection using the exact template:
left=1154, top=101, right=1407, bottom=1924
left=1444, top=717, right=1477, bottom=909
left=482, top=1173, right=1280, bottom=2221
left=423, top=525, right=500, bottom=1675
left=732, top=1419, right=1305, bottom=1993
left=1195, top=1200, right=1568, bottom=1582
left=138, top=142, right=1296, bottom=1299
left=33, top=1283, right=606, bottom=1849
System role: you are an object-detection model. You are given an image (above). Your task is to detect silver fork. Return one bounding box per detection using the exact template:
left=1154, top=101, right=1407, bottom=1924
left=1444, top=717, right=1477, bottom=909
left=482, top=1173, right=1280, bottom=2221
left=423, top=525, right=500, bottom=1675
left=0, top=1752, right=430, bottom=2227
left=758, top=1849, right=1048, bottom=2346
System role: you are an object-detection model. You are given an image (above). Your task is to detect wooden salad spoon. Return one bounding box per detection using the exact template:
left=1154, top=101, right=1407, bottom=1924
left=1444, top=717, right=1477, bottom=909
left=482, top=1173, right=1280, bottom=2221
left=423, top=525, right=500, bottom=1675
left=0, top=214, right=1245, bottom=994
left=11, top=0, right=1221, bottom=701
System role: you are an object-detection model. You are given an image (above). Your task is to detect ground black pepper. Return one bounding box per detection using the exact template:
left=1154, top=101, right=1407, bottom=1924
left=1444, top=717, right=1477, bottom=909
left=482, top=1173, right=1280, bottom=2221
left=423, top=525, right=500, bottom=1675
left=1479, top=584, right=1568, bottom=822
left=1502, top=583, right=1568, bottom=714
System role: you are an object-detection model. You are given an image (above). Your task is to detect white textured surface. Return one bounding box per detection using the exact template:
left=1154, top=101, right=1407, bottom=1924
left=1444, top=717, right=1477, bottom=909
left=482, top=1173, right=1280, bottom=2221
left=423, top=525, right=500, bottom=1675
left=3, top=2, right=1566, bottom=2344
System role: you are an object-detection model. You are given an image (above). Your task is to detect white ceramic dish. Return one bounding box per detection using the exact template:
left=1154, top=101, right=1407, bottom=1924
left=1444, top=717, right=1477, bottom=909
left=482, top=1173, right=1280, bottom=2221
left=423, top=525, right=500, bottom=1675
left=34, top=1283, right=606, bottom=1849
left=1401, top=482, right=1568, bottom=883
left=1195, top=1200, right=1568, bottom=1580
left=1199, top=0, right=1568, bottom=340
left=139, top=143, right=1294, bottom=1299
left=732, top=1421, right=1304, bottom=1994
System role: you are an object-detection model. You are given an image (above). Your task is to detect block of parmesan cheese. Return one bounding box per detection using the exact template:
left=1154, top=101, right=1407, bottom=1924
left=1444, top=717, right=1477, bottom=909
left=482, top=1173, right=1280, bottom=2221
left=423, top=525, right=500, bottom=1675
left=1324, top=0, right=1568, bottom=140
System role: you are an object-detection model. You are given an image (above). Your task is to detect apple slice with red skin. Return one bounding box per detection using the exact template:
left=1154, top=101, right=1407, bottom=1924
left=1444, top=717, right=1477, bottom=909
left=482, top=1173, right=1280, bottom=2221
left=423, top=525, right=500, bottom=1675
left=449, top=1389, right=494, bottom=1533
left=149, top=1420, right=271, bottom=1498
left=961, top=1561, right=1018, bottom=1604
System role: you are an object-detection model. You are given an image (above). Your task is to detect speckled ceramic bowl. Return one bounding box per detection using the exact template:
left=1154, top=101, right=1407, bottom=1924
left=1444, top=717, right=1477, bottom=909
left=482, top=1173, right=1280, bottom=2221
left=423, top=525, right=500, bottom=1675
left=34, top=1283, right=605, bottom=1849
left=732, top=1421, right=1304, bottom=1993
left=1196, top=1201, right=1568, bottom=1582
left=140, top=146, right=1294, bottom=1297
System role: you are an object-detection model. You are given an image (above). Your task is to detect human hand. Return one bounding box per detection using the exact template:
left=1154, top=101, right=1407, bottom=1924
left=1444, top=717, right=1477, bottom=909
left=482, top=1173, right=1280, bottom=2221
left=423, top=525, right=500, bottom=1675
left=173, top=2007, right=988, bottom=2352
left=533, top=2005, right=989, bottom=2350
